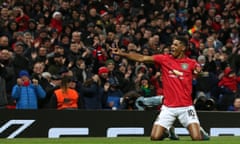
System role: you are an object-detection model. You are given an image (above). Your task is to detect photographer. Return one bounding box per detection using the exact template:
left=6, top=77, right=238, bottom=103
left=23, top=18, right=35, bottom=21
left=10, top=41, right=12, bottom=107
left=11, top=70, right=46, bottom=109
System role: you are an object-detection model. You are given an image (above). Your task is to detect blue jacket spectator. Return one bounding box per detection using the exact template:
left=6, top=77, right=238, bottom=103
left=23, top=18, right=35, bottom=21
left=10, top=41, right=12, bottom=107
left=11, top=70, right=46, bottom=109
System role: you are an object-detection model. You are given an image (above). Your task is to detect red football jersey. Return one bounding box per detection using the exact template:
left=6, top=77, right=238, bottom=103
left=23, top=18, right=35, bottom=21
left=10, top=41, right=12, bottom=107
left=153, top=54, right=200, bottom=107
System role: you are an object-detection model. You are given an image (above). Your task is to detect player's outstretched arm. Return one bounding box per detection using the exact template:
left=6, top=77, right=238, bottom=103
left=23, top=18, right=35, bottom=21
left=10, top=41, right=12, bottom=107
left=111, top=48, right=154, bottom=63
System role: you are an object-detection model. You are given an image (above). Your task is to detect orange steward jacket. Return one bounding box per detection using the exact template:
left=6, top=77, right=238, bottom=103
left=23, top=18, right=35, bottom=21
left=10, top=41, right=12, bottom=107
left=54, top=88, right=79, bottom=110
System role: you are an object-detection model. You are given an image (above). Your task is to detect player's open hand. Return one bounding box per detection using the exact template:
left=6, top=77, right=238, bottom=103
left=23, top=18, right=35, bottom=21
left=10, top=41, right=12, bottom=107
left=110, top=47, right=121, bottom=55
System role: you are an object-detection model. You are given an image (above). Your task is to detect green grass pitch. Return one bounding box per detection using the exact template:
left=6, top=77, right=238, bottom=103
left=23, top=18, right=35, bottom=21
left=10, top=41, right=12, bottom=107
left=0, top=136, right=240, bottom=144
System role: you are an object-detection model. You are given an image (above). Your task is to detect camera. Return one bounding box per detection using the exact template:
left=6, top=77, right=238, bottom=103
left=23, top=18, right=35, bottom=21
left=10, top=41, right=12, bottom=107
left=194, top=95, right=215, bottom=111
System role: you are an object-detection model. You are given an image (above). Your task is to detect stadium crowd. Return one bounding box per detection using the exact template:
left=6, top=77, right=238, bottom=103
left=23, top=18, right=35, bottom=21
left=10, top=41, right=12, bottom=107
left=0, top=0, right=240, bottom=111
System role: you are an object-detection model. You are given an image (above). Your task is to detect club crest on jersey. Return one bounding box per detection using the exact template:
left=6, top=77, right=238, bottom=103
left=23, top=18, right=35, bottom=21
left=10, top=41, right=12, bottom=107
left=181, top=63, right=188, bottom=70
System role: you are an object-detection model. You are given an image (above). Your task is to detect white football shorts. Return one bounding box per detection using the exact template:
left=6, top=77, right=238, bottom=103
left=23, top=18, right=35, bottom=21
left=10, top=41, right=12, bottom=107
left=154, top=105, right=200, bottom=129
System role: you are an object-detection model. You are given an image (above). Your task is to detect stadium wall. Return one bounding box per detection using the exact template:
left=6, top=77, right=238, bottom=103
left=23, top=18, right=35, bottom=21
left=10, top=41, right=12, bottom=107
left=0, top=110, right=240, bottom=138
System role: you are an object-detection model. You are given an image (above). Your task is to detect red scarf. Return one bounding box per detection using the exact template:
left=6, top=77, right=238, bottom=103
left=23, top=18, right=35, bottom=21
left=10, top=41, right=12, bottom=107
left=23, top=80, right=30, bottom=86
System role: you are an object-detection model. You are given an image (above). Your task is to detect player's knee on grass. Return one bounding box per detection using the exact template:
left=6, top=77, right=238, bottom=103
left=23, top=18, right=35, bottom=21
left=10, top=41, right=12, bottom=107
left=150, top=126, right=169, bottom=141
left=150, top=133, right=167, bottom=141
left=188, top=123, right=202, bottom=140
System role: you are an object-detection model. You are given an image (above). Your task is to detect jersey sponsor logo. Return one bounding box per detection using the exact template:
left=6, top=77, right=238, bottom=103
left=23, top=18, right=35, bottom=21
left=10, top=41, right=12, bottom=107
left=170, top=70, right=183, bottom=79
left=172, top=69, right=183, bottom=76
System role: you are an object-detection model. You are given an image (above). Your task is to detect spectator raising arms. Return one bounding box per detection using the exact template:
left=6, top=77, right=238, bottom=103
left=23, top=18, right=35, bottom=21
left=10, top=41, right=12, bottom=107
left=11, top=70, right=46, bottom=109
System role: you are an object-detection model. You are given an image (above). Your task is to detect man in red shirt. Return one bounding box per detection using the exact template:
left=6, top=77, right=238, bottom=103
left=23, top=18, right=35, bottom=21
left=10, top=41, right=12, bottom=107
left=112, top=36, right=209, bottom=141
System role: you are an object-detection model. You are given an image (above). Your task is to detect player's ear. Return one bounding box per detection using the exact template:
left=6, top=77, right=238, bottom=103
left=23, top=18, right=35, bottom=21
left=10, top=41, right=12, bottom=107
left=180, top=45, right=186, bottom=51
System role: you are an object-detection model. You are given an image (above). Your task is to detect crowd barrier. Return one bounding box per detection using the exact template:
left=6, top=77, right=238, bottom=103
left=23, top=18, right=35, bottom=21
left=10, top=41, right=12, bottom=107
left=0, top=110, right=240, bottom=138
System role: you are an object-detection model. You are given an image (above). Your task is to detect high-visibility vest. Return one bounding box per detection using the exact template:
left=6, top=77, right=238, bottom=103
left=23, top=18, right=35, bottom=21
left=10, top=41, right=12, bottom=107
left=54, top=88, right=79, bottom=110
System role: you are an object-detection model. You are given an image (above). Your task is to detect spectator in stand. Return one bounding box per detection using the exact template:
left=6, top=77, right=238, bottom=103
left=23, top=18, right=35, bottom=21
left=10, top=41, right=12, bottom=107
left=41, top=37, right=54, bottom=53
left=118, top=23, right=134, bottom=48
left=80, top=74, right=104, bottom=110
left=0, top=7, right=10, bottom=33
left=41, top=74, right=62, bottom=109
left=50, top=11, right=63, bottom=34
left=14, top=7, right=30, bottom=32
left=47, top=44, right=65, bottom=58
left=229, top=26, right=239, bottom=48
left=69, top=8, right=80, bottom=25
left=63, top=23, right=74, bottom=37
left=188, top=19, right=202, bottom=36
left=218, top=67, right=240, bottom=110
left=105, top=59, right=121, bottom=89
left=67, top=42, right=83, bottom=69
left=160, top=26, right=174, bottom=46
left=202, top=47, right=218, bottom=74
left=22, top=32, right=34, bottom=51
left=99, top=9, right=110, bottom=31
left=195, top=55, right=219, bottom=99
left=6, top=21, right=19, bottom=40
left=12, top=32, right=26, bottom=48
left=0, top=55, right=8, bottom=108
left=71, top=31, right=86, bottom=54
left=71, top=57, right=92, bottom=84
left=86, top=7, right=101, bottom=26
left=81, top=22, right=95, bottom=46
left=12, top=41, right=30, bottom=75
left=0, top=48, right=15, bottom=108
left=218, top=67, right=240, bottom=93
left=117, top=0, right=131, bottom=20
left=98, top=66, right=109, bottom=87
left=33, top=28, right=49, bottom=49
left=33, top=47, right=48, bottom=64
left=136, top=74, right=156, bottom=98
left=92, top=34, right=108, bottom=73
left=29, top=2, right=43, bottom=23
left=205, top=0, right=221, bottom=13
left=31, top=61, right=49, bottom=88
left=103, top=77, right=124, bottom=110
left=212, top=14, right=222, bottom=32
left=0, top=35, right=10, bottom=50
left=151, top=71, right=163, bottom=96
left=189, top=31, right=201, bottom=54
left=11, top=70, right=46, bottom=109
left=49, top=28, right=59, bottom=46
left=58, top=0, right=71, bottom=25
left=228, top=47, right=240, bottom=75
left=47, top=53, right=66, bottom=75
left=228, top=94, right=240, bottom=111
left=115, top=59, right=135, bottom=93
left=26, top=19, right=38, bottom=39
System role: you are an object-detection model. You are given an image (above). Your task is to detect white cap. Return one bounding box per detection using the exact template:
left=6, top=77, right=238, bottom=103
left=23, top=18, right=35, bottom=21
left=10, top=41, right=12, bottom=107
left=42, top=72, right=52, bottom=79
left=52, top=11, right=62, bottom=18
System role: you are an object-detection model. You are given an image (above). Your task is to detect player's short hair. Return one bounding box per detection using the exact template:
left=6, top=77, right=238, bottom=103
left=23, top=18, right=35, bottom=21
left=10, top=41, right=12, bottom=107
left=174, top=35, right=189, bottom=48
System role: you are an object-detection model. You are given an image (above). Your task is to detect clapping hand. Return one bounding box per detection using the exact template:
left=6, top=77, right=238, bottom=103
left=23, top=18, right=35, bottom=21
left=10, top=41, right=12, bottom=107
left=32, top=79, right=39, bottom=86
left=17, top=78, right=23, bottom=86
